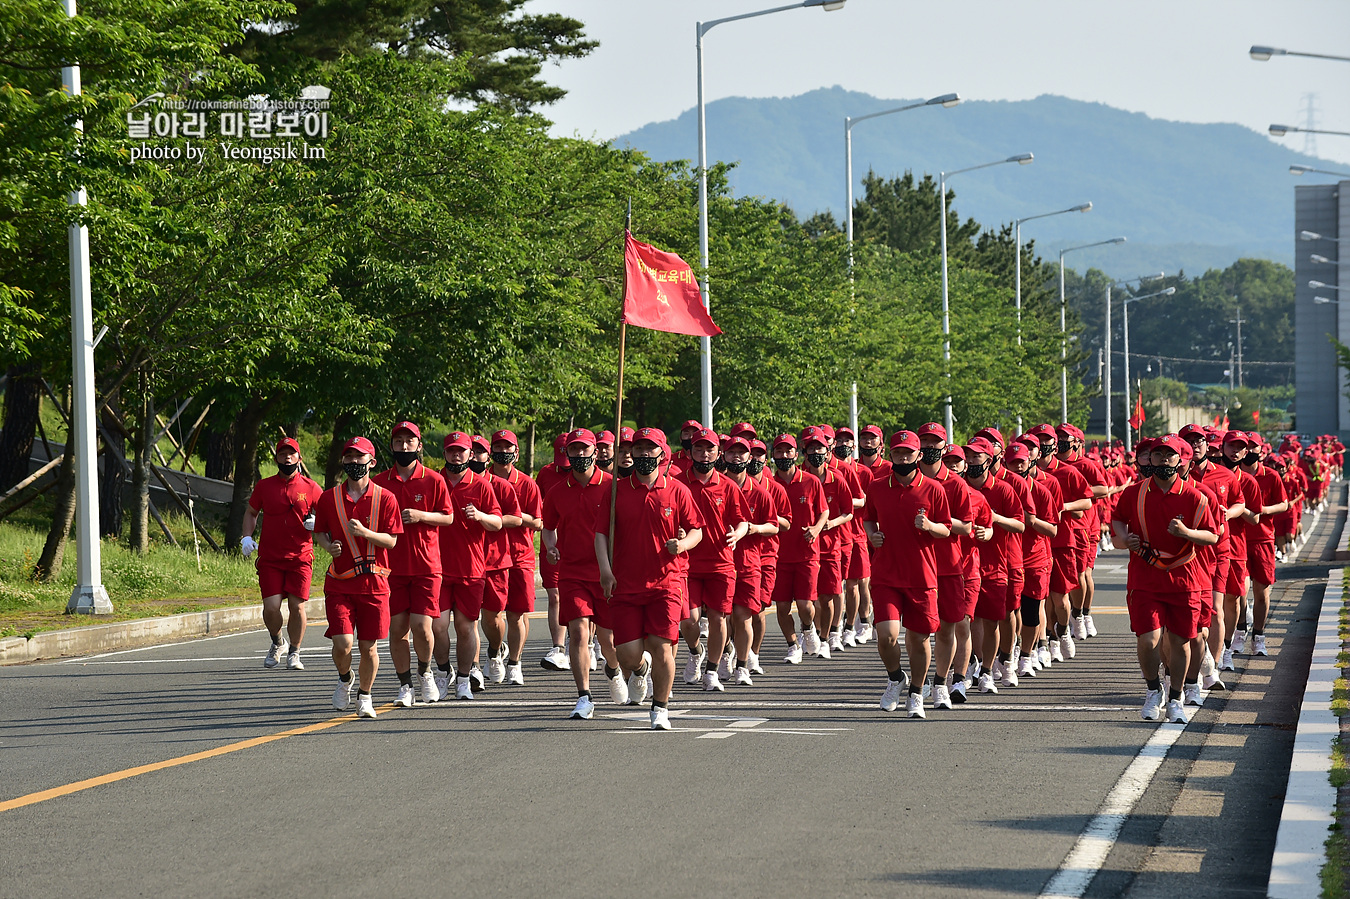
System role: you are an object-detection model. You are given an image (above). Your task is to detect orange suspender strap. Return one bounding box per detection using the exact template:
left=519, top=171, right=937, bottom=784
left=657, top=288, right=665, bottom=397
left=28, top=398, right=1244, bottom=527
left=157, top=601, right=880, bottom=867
left=326, top=483, right=392, bottom=580
left=1134, top=480, right=1202, bottom=571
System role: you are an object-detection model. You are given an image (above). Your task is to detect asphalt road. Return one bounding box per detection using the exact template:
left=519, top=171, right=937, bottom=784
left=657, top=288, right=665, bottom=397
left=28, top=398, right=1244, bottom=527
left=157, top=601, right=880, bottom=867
left=0, top=495, right=1338, bottom=899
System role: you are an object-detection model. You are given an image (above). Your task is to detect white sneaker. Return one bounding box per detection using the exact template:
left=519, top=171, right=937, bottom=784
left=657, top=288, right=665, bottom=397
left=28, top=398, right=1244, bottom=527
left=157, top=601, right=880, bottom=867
left=829, top=633, right=845, bottom=653
left=1166, top=698, right=1188, bottom=724
left=1183, top=683, right=1203, bottom=707
left=734, top=666, right=753, bottom=686
left=455, top=677, right=474, bottom=700
left=990, top=657, right=1005, bottom=682
left=880, top=680, right=904, bottom=712
left=802, top=628, right=821, bottom=656
left=505, top=663, right=525, bottom=686
left=419, top=672, right=440, bottom=703
left=683, top=645, right=706, bottom=684
left=356, top=693, right=377, bottom=719
left=702, top=670, right=725, bottom=692
left=1001, top=666, right=1019, bottom=688
left=1060, top=634, right=1077, bottom=659
left=541, top=645, right=568, bottom=671
left=1220, top=648, right=1235, bottom=671
left=609, top=673, right=629, bottom=705
left=434, top=673, right=450, bottom=701
left=716, top=654, right=732, bottom=680
left=264, top=639, right=287, bottom=668
left=857, top=622, right=874, bottom=643
left=1047, top=640, right=1063, bottom=664
left=469, top=666, right=485, bottom=692
left=332, top=677, right=354, bottom=711
left=921, top=679, right=932, bottom=700
left=699, top=617, right=709, bottom=639
left=589, top=641, right=600, bottom=672
left=627, top=653, right=651, bottom=705
left=817, top=640, right=832, bottom=660
left=842, top=629, right=857, bottom=648
left=1231, top=630, right=1247, bottom=654
left=1038, top=646, right=1053, bottom=668
left=488, top=657, right=506, bottom=684
left=286, top=651, right=304, bottom=670
left=748, top=651, right=765, bottom=676
left=1084, top=614, right=1098, bottom=638
left=1017, top=656, right=1036, bottom=679
left=906, top=693, right=926, bottom=719
left=1071, top=616, right=1087, bottom=640
left=1253, top=635, right=1268, bottom=656
left=570, top=695, right=595, bottom=720
left=950, top=678, right=969, bottom=703
left=977, top=672, right=999, bottom=694
left=933, top=684, right=953, bottom=710
left=394, top=684, right=414, bottom=708
left=650, top=706, right=671, bottom=730
left=1199, top=649, right=1216, bottom=678
left=1140, top=689, right=1163, bottom=721
left=1202, top=671, right=1227, bottom=691
left=784, top=643, right=803, bottom=665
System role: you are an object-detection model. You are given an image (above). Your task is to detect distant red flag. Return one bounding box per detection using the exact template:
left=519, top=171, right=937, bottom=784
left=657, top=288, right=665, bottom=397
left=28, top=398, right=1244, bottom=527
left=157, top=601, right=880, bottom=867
left=1252, top=409, right=1260, bottom=427
left=1129, top=388, right=1146, bottom=430
left=623, top=232, right=721, bottom=337
left=1212, top=413, right=1222, bottom=429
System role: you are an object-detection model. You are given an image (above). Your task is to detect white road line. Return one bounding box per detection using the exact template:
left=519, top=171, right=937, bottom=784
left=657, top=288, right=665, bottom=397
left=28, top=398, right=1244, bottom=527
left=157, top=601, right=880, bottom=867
left=55, top=630, right=263, bottom=662
left=426, top=699, right=1132, bottom=712
left=1038, top=722, right=1188, bottom=898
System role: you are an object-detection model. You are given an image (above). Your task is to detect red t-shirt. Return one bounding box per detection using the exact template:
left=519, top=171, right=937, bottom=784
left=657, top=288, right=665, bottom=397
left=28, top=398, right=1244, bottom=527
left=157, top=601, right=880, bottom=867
left=1042, top=457, right=1092, bottom=549
left=862, top=469, right=951, bottom=590
left=773, top=468, right=828, bottom=564
left=1072, top=455, right=1109, bottom=538
left=1244, top=463, right=1287, bottom=544
left=313, top=481, right=404, bottom=596
left=1111, top=477, right=1214, bottom=594
left=483, top=472, right=520, bottom=571
left=995, top=466, right=1031, bottom=569
left=542, top=467, right=613, bottom=582
left=678, top=469, right=749, bottom=576
left=927, top=466, right=975, bottom=577
left=1021, top=470, right=1059, bottom=570
left=247, top=472, right=322, bottom=564
left=965, top=489, right=993, bottom=569
left=438, top=469, right=502, bottom=580
left=833, top=459, right=868, bottom=545
left=732, top=474, right=776, bottom=574
left=1227, top=468, right=1262, bottom=562
left=372, top=462, right=452, bottom=576
left=601, top=473, right=703, bottom=593
left=497, top=466, right=542, bottom=569
left=970, top=474, right=1022, bottom=583
left=1195, top=461, right=1239, bottom=554
left=754, top=470, right=791, bottom=566
left=815, top=467, right=857, bottom=556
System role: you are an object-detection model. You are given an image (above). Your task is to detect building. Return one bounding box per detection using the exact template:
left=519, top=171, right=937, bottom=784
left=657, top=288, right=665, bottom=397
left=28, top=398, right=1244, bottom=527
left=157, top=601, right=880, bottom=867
left=1294, top=180, right=1347, bottom=436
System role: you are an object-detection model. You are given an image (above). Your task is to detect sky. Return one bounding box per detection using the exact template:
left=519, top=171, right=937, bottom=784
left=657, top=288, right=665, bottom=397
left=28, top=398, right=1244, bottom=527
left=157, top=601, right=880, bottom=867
left=525, top=0, right=1350, bottom=169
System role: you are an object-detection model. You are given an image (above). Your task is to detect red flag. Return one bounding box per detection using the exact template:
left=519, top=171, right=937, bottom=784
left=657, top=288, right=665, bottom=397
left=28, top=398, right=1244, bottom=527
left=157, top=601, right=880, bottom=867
left=1212, top=413, right=1222, bottom=429
left=623, top=232, right=721, bottom=337
left=1129, top=388, right=1145, bottom=430
left=1252, top=409, right=1260, bottom=427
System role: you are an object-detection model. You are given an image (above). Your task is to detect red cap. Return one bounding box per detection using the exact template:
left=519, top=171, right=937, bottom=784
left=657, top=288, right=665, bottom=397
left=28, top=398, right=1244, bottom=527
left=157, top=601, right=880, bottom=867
left=597, top=430, right=615, bottom=446
left=727, top=433, right=752, bottom=451
left=966, top=436, right=998, bottom=456
left=1160, top=435, right=1193, bottom=461
left=774, top=434, right=798, bottom=450
left=633, top=427, right=668, bottom=449
left=470, top=434, right=490, bottom=452
left=552, top=433, right=568, bottom=451
left=942, top=444, right=965, bottom=460
left=492, top=428, right=518, bottom=447
left=566, top=428, right=597, bottom=448
left=443, top=432, right=472, bottom=451
left=1014, top=434, right=1039, bottom=452
left=1135, top=437, right=1155, bottom=454
left=1178, top=424, right=1207, bottom=441
left=1205, top=432, right=1223, bottom=449
left=719, top=433, right=732, bottom=448
left=342, top=436, right=376, bottom=456
left=916, top=422, right=947, bottom=442
left=1005, top=443, right=1031, bottom=463
left=1222, top=429, right=1253, bottom=446
left=276, top=437, right=300, bottom=455
left=974, top=427, right=1004, bottom=448
left=618, top=426, right=636, bottom=446
left=819, top=424, right=836, bottom=440
left=889, top=430, right=920, bottom=451
left=690, top=427, right=717, bottom=447
left=749, top=438, right=767, bottom=453
left=799, top=426, right=828, bottom=449
left=1028, top=424, right=1057, bottom=441
left=729, top=422, right=757, bottom=439
left=1055, top=423, right=1083, bottom=440
left=861, top=425, right=884, bottom=439
left=680, top=419, right=703, bottom=432
left=836, top=425, right=855, bottom=438
left=391, top=420, right=421, bottom=440
left=1247, top=431, right=1262, bottom=445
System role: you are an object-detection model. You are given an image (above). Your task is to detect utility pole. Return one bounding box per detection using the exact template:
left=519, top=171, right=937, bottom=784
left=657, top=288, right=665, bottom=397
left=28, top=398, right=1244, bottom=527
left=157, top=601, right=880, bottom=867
left=1231, top=306, right=1246, bottom=388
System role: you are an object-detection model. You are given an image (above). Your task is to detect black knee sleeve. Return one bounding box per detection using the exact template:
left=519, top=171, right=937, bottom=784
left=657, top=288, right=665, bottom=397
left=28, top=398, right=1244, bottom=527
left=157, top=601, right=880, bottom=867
left=1019, top=597, right=1043, bottom=628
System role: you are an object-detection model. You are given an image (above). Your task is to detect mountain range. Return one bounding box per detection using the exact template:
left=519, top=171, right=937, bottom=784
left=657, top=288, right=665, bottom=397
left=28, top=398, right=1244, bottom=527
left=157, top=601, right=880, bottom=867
left=612, top=88, right=1335, bottom=278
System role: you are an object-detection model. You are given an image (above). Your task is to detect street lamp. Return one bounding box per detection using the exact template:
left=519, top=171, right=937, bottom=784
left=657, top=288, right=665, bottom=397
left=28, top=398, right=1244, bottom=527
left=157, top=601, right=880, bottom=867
left=1315, top=296, right=1341, bottom=305
left=845, top=92, right=961, bottom=275
left=1104, top=272, right=1165, bottom=444
left=1057, top=237, right=1126, bottom=421
left=1311, top=254, right=1336, bottom=264
left=1250, top=45, right=1350, bottom=63
left=939, top=152, right=1034, bottom=436
left=1291, top=164, right=1350, bottom=178
left=1121, top=286, right=1178, bottom=451
left=696, top=0, right=847, bottom=427
left=1303, top=231, right=1350, bottom=243
left=1270, top=123, right=1350, bottom=139
left=1310, top=280, right=1347, bottom=291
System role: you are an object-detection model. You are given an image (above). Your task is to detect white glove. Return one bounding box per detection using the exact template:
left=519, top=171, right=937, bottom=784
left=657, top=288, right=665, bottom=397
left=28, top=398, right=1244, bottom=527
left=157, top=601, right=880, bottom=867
left=303, top=513, right=316, bottom=532
left=241, top=536, right=258, bottom=557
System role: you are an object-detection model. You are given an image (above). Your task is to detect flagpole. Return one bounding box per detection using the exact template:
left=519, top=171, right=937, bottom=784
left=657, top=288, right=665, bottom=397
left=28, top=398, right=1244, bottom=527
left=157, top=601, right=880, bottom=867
left=608, top=201, right=632, bottom=565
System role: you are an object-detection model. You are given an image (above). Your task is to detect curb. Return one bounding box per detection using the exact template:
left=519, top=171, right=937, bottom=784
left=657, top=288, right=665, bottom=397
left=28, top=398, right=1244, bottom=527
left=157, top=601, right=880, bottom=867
left=1267, top=567, right=1341, bottom=899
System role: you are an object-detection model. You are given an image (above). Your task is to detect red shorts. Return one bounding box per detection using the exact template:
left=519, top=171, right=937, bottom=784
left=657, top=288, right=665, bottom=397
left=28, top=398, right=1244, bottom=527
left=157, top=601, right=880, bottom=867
left=871, top=583, right=939, bottom=634
left=559, top=578, right=612, bottom=629
left=759, top=563, right=778, bottom=612
left=540, top=557, right=559, bottom=590
left=441, top=576, right=486, bottom=620
left=964, top=570, right=981, bottom=615
left=1079, top=538, right=1097, bottom=573
left=816, top=549, right=844, bottom=596
left=257, top=560, right=312, bottom=601
left=1247, top=542, right=1276, bottom=587
left=936, top=573, right=970, bottom=624
left=1197, top=591, right=1214, bottom=629
left=1273, top=512, right=1296, bottom=536
left=733, top=568, right=762, bottom=611
left=844, top=540, right=871, bottom=580
left=388, top=574, right=440, bottom=618
left=773, top=559, right=819, bottom=605
left=1126, top=589, right=1202, bottom=640
left=611, top=589, right=682, bottom=645
left=688, top=571, right=736, bottom=616
left=1211, top=558, right=1230, bottom=597
left=974, top=579, right=1007, bottom=621
left=1222, top=555, right=1248, bottom=597
left=1050, top=547, right=1079, bottom=596
left=1022, top=565, right=1050, bottom=602
left=324, top=591, right=390, bottom=641
left=507, top=566, right=536, bottom=614
left=481, top=568, right=510, bottom=615
left=1005, top=579, right=1022, bottom=616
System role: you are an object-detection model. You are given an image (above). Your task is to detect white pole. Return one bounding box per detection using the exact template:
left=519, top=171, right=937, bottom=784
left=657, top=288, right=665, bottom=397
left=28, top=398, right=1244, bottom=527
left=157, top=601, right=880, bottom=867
left=845, top=119, right=854, bottom=280
left=63, top=0, right=111, bottom=614
left=1014, top=219, right=1022, bottom=434
left=940, top=172, right=953, bottom=437
left=696, top=22, right=713, bottom=428
left=1059, top=252, right=1068, bottom=422
left=1104, top=285, right=1112, bottom=444
left=1123, top=299, right=1133, bottom=453
left=850, top=381, right=859, bottom=459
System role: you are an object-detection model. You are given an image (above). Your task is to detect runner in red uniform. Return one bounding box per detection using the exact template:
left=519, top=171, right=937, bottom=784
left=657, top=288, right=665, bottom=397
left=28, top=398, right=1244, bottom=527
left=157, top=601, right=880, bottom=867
left=1238, top=435, right=1288, bottom=657
left=964, top=438, right=1024, bottom=693
left=313, top=436, right=403, bottom=719
left=668, top=419, right=702, bottom=479
left=1030, top=424, right=1092, bottom=664
left=771, top=434, right=828, bottom=664
left=372, top=421, right=454, bottom=706
left=916, top=422, right=974, bottom=703
left=977, top=427, right=1034, bottom=686
left=800, top=426, right=855, bottom=660
left=536, top=434, right=571, bottom=672
left=723, top=434, right=779, bottom=685
left=831, top=425, right=871, bottom=650
left=1182, top=425, right=1243, bottom=691
left=946, top=445, right=992, bottom=692
left=470, top=434, right=522, bottom=686
left=489, top=429, right=542, bottom=686
left=1220, top=431, right=1263, bottom=660
left=749, top=438, right=791, bottom=672
left=1006, top=442, right=1059, bottom=680
left=243, top=437, right=321, bottom=671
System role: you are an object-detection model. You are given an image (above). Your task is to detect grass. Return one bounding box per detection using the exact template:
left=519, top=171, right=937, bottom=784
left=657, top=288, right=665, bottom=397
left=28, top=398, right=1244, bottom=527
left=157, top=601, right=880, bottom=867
left=1324, top=572, right=1350, bottom=899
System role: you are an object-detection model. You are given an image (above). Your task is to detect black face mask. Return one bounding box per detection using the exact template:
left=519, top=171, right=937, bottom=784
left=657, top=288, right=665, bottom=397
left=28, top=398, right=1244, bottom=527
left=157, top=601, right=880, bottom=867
left=467, top=459, right=487, bottom=474
left=1039, top=442, right=1056, bottom=459
left=724, top=459, right=747, bottom=474
left=966, top=462, right=987, bottom=479
left=774, top=457, right=796, bottom=472
left=391, top=450, right=419, bottom=467
left=680, top=438, right=694, bottom=452
left=444, top=460, right=470, bottom=474
left=746, top=459, right=765, bottom=476
left=617, top=463, right=635, bottom=478
left=633, top=456, right=661, bottom=476
left=343, top=461, right=371, bottom=481
left=596, top=456, right=613, bottom=470
left=892, top=459, right=919, bottom=477
left=692, top=460, right=715, bottom=474
left=860, top=446, right=879, bottom=457
left=490, top=451, right=516, bottom=467
left=832, top=445, right=852, bottom=460
left=569, top=454, right=594, bottom=474
left=277, top=461, right=299, bottom=476
left=1219, top=455, right=1240, bottom=469
left=1154, top=463, right=1179, bottom=479
left=1057, top=440, right=1073, bottom=455
left=713, top=459, right=727, bottom=472
left=1240, top=454, right=1260, bottom=467
left=805, top=451, right=828, bottom=468
left=919, top=446, right=943, bottom=465
left=1138, top=463, right=1156, bottom=477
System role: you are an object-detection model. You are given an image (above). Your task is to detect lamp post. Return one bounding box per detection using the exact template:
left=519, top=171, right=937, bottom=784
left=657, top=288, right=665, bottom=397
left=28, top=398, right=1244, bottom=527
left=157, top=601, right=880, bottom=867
left=1105, top=272, right=1165, bottom=443
left=845, top=93, right=961, bottom=275
left=1250, top=45, right=1350, bottom=63
left=1315, top=296, right=1341, bottom=304
left=939, top=152, right=1034, bottom=436
left=1302, top=230, right=1350, bottom=242
left=697, top=0, right=847, bottom=427
left=1270, top=124, right=1350, bottom=139
left=1057, top=237, right=1126, bottom=422
left=1121, top=286, right=1178, bottom=451
left=1291, top=164, right=1350, bottom=178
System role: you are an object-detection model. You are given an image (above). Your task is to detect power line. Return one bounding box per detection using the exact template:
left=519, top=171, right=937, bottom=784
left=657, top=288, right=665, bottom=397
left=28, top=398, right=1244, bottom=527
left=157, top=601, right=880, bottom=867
left=1107, top=350, right=1292, bottom=368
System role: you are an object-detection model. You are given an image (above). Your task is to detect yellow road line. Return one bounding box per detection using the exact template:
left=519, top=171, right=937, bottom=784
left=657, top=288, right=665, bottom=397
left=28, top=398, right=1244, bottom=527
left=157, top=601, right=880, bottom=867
left=0, top=703, right=394, bottom=814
